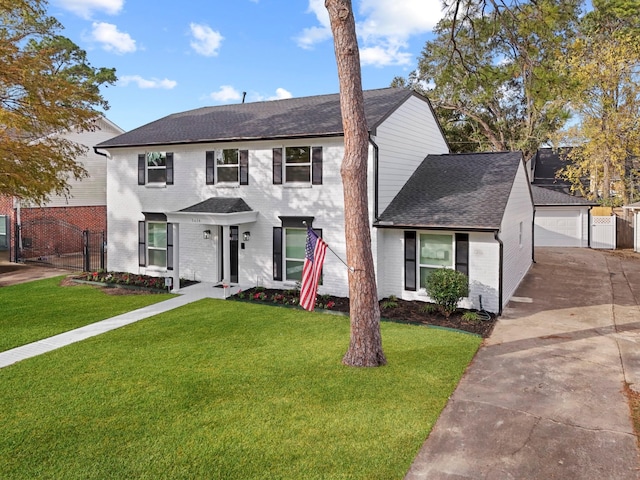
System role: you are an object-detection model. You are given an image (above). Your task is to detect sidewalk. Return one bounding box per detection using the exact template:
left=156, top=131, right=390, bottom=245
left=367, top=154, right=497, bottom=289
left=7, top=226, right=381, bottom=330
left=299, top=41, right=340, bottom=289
left=405, top=248, right=640, bottom=479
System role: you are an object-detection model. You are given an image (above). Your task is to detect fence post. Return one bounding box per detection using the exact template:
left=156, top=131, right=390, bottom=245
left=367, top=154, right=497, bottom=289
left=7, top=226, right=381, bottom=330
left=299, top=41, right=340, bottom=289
left=83, top=230, right=90, bottom=272
left=100, top=231, right=105, bottom=270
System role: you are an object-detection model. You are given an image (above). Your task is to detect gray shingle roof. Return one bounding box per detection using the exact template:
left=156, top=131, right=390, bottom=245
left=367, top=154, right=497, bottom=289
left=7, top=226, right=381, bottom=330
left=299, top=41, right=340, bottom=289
left=97, top=88, right=420, bottom=148
left=178, top=198, right=252, bottom=214
left=531, top=185, right=597, bottom=206
left=377, top=151, right=525, bottom=230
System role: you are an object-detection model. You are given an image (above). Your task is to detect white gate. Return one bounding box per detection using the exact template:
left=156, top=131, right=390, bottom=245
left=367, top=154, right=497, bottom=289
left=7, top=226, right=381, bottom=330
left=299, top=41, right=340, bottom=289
left=591, top=215, right=616, bottom=249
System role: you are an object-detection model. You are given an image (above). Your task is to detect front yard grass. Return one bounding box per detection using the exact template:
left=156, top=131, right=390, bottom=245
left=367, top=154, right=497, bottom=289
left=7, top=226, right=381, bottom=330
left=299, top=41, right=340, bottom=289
left=0, top=276, right=174, bottom=351
left=0, top=299, right=481, bottom=480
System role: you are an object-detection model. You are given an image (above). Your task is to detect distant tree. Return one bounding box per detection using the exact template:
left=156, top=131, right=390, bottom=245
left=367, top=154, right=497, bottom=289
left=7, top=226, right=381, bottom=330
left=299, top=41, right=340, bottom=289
left=0, top=0, right=116, bottom=204
left=558, top=0, right=640, bottom=204
left=398, top=0, right=581, bottom=159
left=325, top=0, right=386, bottom=367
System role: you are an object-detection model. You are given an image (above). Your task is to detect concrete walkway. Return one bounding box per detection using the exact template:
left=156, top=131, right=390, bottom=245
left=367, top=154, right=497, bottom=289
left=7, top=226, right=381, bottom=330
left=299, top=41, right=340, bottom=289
left=0, top=278, right=243, bottom=369
left=406, top=248, right=640, bottom=479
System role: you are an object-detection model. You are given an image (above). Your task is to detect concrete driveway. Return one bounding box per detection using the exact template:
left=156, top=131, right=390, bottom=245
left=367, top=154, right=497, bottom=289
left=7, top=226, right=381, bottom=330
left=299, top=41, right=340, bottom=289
left=0, top=250, right=72, bottom=287
left=406, top=248, right=640, bottom=479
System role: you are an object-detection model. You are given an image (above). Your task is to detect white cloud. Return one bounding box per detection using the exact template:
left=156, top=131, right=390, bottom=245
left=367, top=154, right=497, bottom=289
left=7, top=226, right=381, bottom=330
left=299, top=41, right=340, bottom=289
left=297, top=0, right=445, bottom=66
left=118, top=75, right=177, bottom=89
left=209, top=85, right=242, bottom=102
left=269, top=88, right=293, bottom=100
left=53, top=0, right=123, bottom=19
left=91, top=22, right=136, bottom=54
left=189, top=23, right=224, bottom=57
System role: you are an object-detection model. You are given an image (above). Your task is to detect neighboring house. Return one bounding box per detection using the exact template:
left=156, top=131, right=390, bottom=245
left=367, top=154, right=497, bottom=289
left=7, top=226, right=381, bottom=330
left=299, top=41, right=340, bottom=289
left=375, top=152, right=534, bottom=314
left=0, top=116, right=124, bottom=260
left=531, top=185, right=597, bottom=247
left=97, top=87, right=532, bottom=313
left=530, top=147, right=576, bottom=195
left=623, top=202, right=640, bottom=253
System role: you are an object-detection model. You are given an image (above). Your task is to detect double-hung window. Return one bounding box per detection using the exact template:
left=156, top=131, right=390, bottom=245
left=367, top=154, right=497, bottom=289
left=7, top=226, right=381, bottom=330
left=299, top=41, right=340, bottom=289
left=418, top=234, right=453, bottom=287
left=206, top=149, right=248, bottom=185
left=217, top=149, right=239, bottom=183
left=147, top=222, right=167, bottom=268
left=138, top=152, right=174, bottom=185
left=404, top=231, right=469, bottom=291
left=139, top=220, right=174, bottom=270
left=284, top=228, right=307, bottom=281
left=272, top=147, right=322, bottom=185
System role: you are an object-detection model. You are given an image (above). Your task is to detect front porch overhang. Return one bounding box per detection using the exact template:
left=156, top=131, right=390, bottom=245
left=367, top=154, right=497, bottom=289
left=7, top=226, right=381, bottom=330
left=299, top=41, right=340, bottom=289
left=165, top=210, right=259, bottom=226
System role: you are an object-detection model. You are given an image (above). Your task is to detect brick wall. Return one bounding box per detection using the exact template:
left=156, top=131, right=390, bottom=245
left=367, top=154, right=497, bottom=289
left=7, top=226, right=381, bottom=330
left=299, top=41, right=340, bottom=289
left=20, top=206, right=106, bottom=232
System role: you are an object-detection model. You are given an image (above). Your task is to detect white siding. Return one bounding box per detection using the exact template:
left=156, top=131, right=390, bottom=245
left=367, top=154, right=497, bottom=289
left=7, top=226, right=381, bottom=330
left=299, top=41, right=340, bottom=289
left=376, top=229, right=501, bottom=313
left=39, top=118, right=124, bottom=208
left=375, top=95, right=449, bottom=214
left=500, top=161, right=534, bottom=309
left=107, top=138, right=354, bottom=295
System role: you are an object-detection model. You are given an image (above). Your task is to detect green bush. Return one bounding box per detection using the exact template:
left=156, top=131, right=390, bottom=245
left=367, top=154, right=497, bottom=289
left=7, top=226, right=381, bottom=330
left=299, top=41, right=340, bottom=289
left=425, top=269, right=469, bottom=318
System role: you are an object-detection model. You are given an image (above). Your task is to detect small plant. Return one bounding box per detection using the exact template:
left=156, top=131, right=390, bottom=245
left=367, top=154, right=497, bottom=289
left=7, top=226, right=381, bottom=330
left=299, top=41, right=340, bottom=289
left=461, top=311, right=481, bottom=322
left=425, top=269, right=469, bottom=318
left=420, top=303, right=438, bottom=314
left=237, top=292, right=246, bottom=299
left=325, top=300, right=335, bottom=310
left=253, top=292, right=267, bottom=301
left=254, top=286, right=265, bottom=292
left=381, top=299, right=398, bottom=310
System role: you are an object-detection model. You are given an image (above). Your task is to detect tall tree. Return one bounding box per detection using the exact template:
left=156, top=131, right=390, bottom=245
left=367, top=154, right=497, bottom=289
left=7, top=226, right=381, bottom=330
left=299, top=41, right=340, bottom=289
left=399, top=0, right=581, bottom=159
left=325, top=0, right=386, bottom=367
left=558, top=0, right=640, bottom=204
left=0, top=0, right=116, bottom=204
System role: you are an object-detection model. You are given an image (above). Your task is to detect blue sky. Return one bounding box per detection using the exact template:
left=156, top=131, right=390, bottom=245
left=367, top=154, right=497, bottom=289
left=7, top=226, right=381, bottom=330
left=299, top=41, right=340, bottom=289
left=48, top=0, right=445, bottom=131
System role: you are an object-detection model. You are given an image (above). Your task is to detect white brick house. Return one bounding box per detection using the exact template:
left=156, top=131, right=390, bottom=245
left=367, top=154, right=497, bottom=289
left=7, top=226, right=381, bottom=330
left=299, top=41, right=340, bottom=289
left=97, top=88, right=532, bottom=313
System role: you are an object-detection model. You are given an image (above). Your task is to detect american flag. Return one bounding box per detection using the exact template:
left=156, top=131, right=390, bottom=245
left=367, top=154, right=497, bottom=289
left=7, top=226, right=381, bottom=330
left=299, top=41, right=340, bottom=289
left=299, top=227, right=328, bottom=311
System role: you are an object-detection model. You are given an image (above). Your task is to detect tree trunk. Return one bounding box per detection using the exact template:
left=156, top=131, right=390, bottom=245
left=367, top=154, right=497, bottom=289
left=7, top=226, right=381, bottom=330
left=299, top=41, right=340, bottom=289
left=325, top=0, right=386, bottom=367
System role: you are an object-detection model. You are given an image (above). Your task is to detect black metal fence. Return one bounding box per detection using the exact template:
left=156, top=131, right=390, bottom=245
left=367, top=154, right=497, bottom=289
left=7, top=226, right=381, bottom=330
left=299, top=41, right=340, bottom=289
left=14, top=218, right=105, bottom=272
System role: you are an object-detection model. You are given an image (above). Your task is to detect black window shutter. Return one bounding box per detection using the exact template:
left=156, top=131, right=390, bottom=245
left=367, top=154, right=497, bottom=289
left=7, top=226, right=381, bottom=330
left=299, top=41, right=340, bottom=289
left=206, top=151, right=215, bottom=185
left=455, top=233, right=469, bottom=277
left=138, top=221, right=146, bottom=266
left=312, top=146, right=323, bottom=185
left=240, top=150, right=249, bottom=185
left=273, top=148, right=282, bottom=185
left=167, top=223, right=174, bottom=271
left=166, top=153, right=174, bottom=185
left=138, top=154, right=146, bottom=185
left=273, top=227, right=283, bottom=280
left=404, top=231, right=416, bottom=291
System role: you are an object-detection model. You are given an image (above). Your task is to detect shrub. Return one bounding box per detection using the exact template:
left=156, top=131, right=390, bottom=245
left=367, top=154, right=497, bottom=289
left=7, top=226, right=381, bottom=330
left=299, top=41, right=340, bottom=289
left=461, top=311, right=480, bottom=322
left=425, top=269, right=469, bottom=318
left=381, top=299, right=398, bottom=310
left=420, top=303, right=438, bottom=314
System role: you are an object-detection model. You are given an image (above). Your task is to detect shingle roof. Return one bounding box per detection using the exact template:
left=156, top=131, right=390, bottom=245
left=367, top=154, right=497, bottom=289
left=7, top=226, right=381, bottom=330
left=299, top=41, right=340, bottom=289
left=377, top=152, right=524, bottom=230
left=97, top=88, right=420, bottom=148
left=178, top=197, right=253, bottom=214
left=531, top=185, right=597, bottom=206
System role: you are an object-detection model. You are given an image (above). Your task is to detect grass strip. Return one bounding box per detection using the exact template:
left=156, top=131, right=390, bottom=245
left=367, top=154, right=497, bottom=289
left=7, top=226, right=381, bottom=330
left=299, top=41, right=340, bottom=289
left=0, top=276, right=174, bottom=351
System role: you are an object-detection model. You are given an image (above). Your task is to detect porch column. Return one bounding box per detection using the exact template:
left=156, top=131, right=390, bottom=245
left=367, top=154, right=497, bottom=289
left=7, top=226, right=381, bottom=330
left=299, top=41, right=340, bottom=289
left=171, top=223, right=180, bottom=293
left=222, top=224, right=231, bottom=284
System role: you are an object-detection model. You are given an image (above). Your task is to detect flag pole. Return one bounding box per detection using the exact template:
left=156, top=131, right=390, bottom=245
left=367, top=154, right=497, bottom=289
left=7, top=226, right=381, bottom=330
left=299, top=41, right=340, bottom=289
left=303, top=221, right=355, bottom=272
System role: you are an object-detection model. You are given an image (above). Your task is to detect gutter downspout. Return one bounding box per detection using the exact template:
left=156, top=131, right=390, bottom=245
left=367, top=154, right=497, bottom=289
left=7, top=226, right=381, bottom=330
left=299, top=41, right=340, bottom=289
left=532, top=208, right=536, bottom=263
left=93, top=147, right=108, bottom=157
left=368, top=134, right=380, bottom=221
left=494, top=230, right=504, bottom=316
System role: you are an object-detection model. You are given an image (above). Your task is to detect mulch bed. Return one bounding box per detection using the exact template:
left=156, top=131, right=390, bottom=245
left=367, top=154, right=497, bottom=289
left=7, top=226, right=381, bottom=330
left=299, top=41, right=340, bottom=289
left=234, top=288, right=497, bottom=338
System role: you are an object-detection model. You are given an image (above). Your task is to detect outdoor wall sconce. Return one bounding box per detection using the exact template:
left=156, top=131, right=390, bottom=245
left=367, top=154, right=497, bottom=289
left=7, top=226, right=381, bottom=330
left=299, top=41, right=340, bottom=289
left=243, top=231, right=251, bottom=241
left=203, top=229, right=211, bottom=239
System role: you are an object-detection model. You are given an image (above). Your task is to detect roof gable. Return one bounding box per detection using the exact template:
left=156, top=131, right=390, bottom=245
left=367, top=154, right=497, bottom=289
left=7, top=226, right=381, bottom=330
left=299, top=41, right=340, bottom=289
left=378, top=151, right=524, bottom=230
left=97, top=88, right=420, bottom=148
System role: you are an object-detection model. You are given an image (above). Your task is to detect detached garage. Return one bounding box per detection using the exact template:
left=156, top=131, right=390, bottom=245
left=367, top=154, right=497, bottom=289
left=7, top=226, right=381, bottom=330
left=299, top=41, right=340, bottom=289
left=532, top=185, right=596, bottom=247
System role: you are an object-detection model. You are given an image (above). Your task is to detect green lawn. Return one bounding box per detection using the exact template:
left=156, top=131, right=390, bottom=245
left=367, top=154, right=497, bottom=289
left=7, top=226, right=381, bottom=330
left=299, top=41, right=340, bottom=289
left=0, top=276, right=174, bottom=351
left=0, top=299, right=481, bottom=480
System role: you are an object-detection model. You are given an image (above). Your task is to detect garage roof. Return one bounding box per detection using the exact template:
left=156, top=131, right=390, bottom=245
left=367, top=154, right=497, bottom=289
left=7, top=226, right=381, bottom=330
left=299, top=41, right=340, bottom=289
left=531, top=185, right=598, bottom=206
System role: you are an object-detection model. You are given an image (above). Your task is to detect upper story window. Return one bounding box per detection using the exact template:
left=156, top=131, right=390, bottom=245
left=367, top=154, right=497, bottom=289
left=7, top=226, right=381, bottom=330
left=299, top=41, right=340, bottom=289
left=138, top=152, right=174, bottom=186
left=206, top=150, right=248, bottom=185
left=273, top=147, right=322, bottom=185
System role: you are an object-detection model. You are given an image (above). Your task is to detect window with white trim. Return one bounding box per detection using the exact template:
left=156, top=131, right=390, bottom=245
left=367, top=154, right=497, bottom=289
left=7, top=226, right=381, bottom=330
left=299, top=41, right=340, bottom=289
left=146, top=152, right=167, bottom=183
left=419, top=233, right=453, bottom=288
left=285, top=147, right=311, bottom=183
left=216, top=149, right=239, bottom=183
left=147, top=222, right=167, bottom=268
left=284, top=228, right=306, bottom=281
